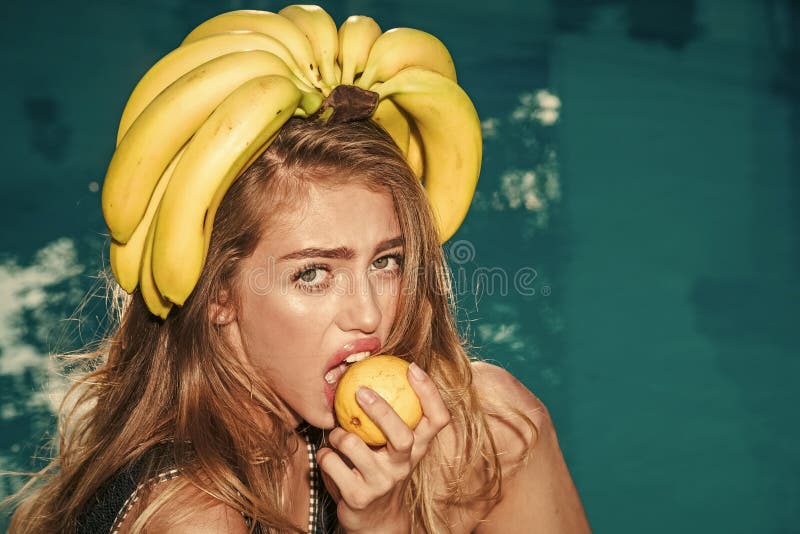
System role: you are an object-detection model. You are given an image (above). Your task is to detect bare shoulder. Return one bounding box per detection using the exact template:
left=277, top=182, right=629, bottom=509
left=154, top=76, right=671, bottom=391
left=471, top=361, right=551, bottom=443
left=117, top=476, right=249, bottom=534
left=469, top=361, right=551, bottom=481
left=469, top=361, right=592, bottom=534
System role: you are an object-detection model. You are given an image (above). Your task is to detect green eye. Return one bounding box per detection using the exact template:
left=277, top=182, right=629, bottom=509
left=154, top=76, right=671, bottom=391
left=374, top=257, right=388, bottom=269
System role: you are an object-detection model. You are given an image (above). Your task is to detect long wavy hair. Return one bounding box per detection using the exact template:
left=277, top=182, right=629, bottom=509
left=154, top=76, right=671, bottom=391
left=6, top=117, right=529, bottom=533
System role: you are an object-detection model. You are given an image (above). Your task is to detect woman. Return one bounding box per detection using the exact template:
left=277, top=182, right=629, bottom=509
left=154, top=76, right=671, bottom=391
left=7, top=8, right=590, bottom=534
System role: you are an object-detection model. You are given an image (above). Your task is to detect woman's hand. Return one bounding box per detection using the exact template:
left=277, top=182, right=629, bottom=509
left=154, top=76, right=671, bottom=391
left=316, top=362, right=450, bottom=534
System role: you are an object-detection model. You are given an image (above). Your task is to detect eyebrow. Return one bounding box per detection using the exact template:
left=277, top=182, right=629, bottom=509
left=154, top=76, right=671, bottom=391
left=278, top=236, right=404, bottom=262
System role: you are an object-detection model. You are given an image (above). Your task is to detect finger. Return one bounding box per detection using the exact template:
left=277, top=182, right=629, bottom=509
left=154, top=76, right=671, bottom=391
left=316, top=449, right=343, bottom=502
left=327, top=426, right=382, bottom=480
left=355, top=386, right=415, bottom=455
left=316, top=446, right=360, bottom=497
left=326, top=428, right=356, bottom=469
left=407, top=362, right=451, bottom=441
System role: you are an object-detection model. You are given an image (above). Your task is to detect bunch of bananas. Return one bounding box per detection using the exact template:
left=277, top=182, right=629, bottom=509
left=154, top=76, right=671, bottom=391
left=102, top=5, right=482, bottom=318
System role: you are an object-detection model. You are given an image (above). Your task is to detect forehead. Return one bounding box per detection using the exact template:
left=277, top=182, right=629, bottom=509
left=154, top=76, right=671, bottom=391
left=259, top=182, right=401, bottom=255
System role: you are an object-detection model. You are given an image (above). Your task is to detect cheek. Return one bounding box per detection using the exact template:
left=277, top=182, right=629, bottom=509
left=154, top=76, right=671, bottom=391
left=254, top=295, right=325, bottom=334
left=240, top=290, right=327, bottom=356
left=244, top=267, right=316, bottom=322
left=375, top=276, right=402, bottom=321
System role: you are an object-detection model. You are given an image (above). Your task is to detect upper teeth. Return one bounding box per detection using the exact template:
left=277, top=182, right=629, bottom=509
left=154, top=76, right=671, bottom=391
left=344, top=351, right=370, bottom=363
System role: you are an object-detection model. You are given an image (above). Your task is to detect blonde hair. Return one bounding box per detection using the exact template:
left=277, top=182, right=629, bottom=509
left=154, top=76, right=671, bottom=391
left=6, top=117, right=519, bottom=533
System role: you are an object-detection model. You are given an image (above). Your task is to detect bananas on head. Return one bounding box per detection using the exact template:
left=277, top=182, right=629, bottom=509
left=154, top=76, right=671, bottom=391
left=102, top=4, right=482, bottom=318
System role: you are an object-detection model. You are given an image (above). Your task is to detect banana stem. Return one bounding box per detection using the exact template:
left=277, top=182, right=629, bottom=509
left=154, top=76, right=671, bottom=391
left=313, top=84, right=379, bottom=124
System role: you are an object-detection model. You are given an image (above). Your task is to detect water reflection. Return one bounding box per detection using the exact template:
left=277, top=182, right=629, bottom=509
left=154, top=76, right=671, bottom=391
left=449, top=77, right=569, bottom=422
left=0, top=239, right=87, bottom=505
left=473, top=89, right=562, bottom=239
left=512, top=90, right=561, bottom=126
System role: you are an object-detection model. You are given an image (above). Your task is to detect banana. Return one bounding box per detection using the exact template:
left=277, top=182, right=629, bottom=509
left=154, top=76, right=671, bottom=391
left=152, top=75, right=302, bottom=305
left=368, top=80, right=424, bottom=181
left=181, top=9, right=322, bottom=89
left=373, top=67, right=481, bottom=243
left=337, top=15, right=382, bottom=85
left=117, top=31, right=314, bottom=144
left=279, top=5, right=339, bottom=91
left=407, top=122, right=425, bottom=180
left=139, top=204, right=173, bottom=319
left=102, top=50, right=321, bottom=244
left=357, top=28, right=457, bottom=90
left=371, top=98, right=410, bottom=155
left=109, top=145, right=186, bottom=292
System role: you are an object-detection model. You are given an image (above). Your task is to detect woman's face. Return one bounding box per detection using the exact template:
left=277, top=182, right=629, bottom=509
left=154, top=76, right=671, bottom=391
left=229, top=182, right=404, bottom=429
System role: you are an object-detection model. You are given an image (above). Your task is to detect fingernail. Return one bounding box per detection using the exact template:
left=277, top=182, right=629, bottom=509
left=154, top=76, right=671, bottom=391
left=409, top=362, right=426, bottom=381
left=356, top=387, right=377, bottom=405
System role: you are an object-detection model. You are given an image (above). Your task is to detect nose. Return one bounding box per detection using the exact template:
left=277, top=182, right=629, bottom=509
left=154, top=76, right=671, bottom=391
left=335, top=269, right=382, bottom=334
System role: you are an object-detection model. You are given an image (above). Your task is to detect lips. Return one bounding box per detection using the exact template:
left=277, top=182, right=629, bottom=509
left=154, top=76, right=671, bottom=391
left=323, top=336, right=382, bottom=394
left=324, top=351, right=371, bottom=385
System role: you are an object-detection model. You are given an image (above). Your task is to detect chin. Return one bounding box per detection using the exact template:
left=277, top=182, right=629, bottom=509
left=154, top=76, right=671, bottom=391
left=293, top=402, right=337, bottom=430
left=310, top=411, right=337, bottom=430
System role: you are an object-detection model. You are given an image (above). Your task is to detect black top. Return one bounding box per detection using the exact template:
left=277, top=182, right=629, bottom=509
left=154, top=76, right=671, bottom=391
left=75, top=442, right=179, bottom=533
left=75, top=429, right=338, bottom=534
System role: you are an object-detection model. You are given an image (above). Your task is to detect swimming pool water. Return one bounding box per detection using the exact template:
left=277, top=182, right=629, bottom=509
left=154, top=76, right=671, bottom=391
left=1, top=1, right=797, bottom=532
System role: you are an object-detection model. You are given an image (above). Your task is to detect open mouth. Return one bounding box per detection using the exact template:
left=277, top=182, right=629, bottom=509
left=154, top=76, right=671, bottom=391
left=324, top=350, right=371, bottom=386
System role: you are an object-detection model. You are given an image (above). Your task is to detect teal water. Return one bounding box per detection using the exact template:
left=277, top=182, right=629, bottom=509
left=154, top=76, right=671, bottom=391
left=1, top=1, right=797, bottom=532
